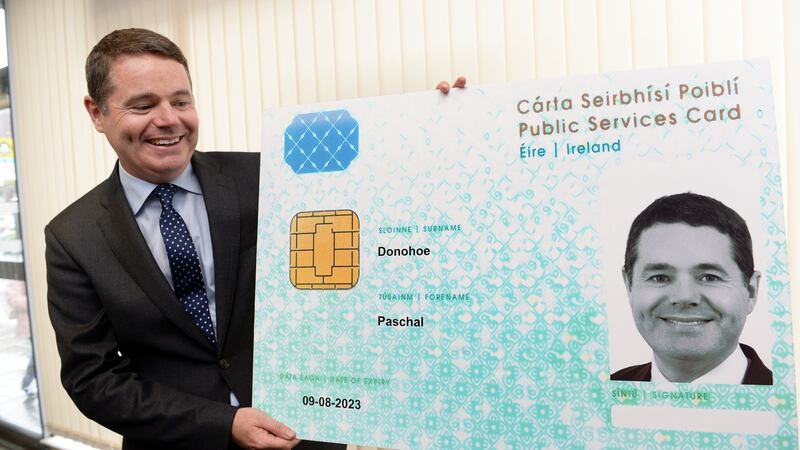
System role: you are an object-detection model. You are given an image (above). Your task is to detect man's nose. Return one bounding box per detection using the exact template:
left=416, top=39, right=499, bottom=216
left=670, top=276, right=700, bottom=306
left=151, top=102, right=179, bottom=127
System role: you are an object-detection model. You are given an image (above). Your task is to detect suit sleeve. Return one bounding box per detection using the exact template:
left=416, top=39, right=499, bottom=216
left=45, top=224, right=237, bottom=450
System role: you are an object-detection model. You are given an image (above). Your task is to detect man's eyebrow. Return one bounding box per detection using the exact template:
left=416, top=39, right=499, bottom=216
left=640, top=263, right=674, bottom=272
left=694, top=263, right=729, bottom=275
left=123, top=90, right=193, bottom=105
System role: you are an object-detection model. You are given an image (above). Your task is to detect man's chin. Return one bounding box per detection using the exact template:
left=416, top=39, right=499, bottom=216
left=660, top=349, right=714, bottom=363
left=148, top=151, right=193, bottom=173
left=649, top=337, right=719, bottom=362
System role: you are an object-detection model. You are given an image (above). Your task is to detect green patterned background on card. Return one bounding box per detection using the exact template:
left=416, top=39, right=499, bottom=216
left=254, top=60, right=796, bottom=449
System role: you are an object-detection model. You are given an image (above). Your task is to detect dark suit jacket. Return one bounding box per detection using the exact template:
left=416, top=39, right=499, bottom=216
left=610, top=343, right=773, bottom=385
left=46, top=152, right=258, bottom=449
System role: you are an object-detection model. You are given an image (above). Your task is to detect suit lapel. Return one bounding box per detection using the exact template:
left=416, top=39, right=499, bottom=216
left=96, top=165, right=217, bottom=350
left=192, top=153, right=240, bottom=350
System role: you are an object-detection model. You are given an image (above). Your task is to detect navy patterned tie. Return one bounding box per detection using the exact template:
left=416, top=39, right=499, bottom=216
left=154, top=184, right=216, bottom=345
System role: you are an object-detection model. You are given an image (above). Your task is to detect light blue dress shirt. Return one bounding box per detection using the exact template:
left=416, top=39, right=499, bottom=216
left=118, top=163, right=239, bottom=406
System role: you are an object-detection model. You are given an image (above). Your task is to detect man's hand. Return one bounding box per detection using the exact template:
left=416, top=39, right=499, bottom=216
left=436, top=76, right=467, bottom=94
left=231, top=408, right=300, bottom=450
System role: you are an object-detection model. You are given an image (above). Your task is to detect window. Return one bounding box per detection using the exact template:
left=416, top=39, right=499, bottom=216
left=0, top=2, right=43, bottom=437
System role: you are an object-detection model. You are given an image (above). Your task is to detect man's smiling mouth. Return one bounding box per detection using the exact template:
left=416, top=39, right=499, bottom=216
left=660, top=316, right=712, bottom=326
left=146, top=136, right=182, bottom=146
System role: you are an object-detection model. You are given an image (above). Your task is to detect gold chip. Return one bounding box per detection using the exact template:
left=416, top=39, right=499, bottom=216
left=290, top=210, right=360, bottom=289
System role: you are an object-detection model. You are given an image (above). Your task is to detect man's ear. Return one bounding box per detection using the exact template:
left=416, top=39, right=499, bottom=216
left=745, top=270, right=761, bottom=314
left=84, top=95, right=106, bottom=133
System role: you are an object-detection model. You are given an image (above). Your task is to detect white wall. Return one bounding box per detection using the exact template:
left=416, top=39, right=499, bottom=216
left=6, top=0, right=798, bottom=448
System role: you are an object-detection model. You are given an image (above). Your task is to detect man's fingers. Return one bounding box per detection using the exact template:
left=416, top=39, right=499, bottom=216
left=260, top=413, right=296, bottom=440
left=436, top=77, right=467, bottom=93
left=258, top=433, right=300, bottom=450
left=249, top=426, right=299, bottom=450
left=232, top=408, right=298, bottom=448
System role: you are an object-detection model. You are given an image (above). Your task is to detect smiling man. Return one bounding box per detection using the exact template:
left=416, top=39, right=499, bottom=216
left=46, top=28, right=348, bottom=450
left=610, top=193, right=772, bottom=385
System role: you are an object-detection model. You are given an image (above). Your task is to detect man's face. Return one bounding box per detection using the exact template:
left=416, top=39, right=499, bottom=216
left=84, top=54, right=198, bottom=184
left=624, top=223, right=760, bottom=367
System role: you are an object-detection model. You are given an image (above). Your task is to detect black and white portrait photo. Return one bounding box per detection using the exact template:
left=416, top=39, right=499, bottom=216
left=601, top=158, right=775, bottom=387
left=610, top=192, right=772, bottom=385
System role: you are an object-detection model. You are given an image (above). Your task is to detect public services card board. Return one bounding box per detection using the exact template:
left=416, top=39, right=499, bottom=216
left=254, top=61, right=796, bottom=448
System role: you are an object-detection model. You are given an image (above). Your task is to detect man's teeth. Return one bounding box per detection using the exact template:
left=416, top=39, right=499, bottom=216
left=664, top=319, right=707, bottom=325
left=148, top=137, right=180, bottom=145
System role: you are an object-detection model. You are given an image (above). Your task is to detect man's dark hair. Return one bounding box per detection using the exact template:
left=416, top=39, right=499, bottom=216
left=623, top=192, right=754, bottom=284
left=86, top=28, right=190, bottom=112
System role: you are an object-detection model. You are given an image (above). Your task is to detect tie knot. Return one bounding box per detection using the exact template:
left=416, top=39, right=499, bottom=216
left=154, top=183, right=178, bottom=207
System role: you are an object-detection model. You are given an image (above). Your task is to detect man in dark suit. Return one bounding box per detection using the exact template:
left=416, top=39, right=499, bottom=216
left=610, top=193, right=772, bottom=385
left=46, top=28, right=322, bottom=450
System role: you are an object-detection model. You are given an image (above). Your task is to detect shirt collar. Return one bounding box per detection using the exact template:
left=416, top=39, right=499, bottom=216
left=118, top=163, right=202, bottom=215
left=651, top=344, right=748, bottom=385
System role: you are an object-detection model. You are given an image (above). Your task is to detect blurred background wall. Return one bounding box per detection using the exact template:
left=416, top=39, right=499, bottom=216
left=5, top=0, right=798, bottom=448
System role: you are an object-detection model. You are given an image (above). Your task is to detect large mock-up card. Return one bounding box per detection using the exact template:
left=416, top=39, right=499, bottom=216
left=254, top=61, right=796, bottom=449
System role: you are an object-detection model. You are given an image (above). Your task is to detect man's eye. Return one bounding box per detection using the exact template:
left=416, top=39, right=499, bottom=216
left=132, top=104, right=152, bottom=111
left=173, top=100, right=190, bottom=108
left=699, top=274, right=722, bottom=282
left=647, top=274, right=669, bottom=283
